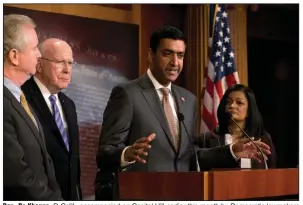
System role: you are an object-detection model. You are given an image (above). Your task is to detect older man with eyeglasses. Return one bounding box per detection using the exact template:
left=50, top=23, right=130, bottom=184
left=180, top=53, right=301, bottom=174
left=22, top=38, right=82, bottom=200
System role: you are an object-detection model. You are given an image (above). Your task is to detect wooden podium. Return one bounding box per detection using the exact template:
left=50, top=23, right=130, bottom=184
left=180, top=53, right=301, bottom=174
left=118, top=168, right=298, bottom=200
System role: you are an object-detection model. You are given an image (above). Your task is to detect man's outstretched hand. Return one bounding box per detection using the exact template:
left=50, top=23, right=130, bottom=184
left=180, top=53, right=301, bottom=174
left=124, top=133, right=156, bottom=163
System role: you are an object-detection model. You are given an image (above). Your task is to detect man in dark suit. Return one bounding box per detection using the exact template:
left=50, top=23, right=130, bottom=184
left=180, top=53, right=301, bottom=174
left=4, top=14, right=62, bottom=200
left=22, top=38, right=82, bottom=200
left=95, top=26, right=271, bottom=198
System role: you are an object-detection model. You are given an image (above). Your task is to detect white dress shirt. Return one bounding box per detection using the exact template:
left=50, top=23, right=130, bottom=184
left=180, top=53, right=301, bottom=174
left=33, top=76, right=68, bottom=130
left=146, top=69, right=179, bottom=133
left=225, top=133, right=251, bottom=168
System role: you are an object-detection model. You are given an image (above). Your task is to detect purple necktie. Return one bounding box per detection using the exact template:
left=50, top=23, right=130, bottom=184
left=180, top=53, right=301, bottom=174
left=49, top=95, right=69, bottom=151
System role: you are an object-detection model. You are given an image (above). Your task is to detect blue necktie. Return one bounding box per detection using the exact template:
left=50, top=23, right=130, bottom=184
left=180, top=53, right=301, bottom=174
left=49, top=95, right=69, bottom=151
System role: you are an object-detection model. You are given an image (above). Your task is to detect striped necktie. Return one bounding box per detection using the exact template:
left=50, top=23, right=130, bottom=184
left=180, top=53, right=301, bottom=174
left=49, top=94, right=69, bottom=151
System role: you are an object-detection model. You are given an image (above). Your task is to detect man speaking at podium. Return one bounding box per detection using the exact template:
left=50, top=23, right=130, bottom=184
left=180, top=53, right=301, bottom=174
left=95, top=26, right=270, bottom=196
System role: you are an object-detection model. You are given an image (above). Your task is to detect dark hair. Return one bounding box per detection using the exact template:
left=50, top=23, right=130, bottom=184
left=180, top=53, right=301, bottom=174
left=217, top=84, right=265, bottom=138
left=149, top=26, right=186, bottom=53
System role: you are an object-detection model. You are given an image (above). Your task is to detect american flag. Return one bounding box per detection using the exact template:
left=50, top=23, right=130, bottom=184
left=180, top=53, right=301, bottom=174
left=201, top=4, right=240, bottom=132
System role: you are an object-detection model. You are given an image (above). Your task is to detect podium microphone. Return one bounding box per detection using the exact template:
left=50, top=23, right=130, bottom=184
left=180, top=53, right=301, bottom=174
left=177, top=113, right=201, bottom=172
left=227, top=112, right=268, bottom=169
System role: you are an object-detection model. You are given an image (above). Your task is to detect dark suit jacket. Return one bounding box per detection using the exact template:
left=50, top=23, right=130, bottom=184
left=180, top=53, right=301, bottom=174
left=22, top=78, right=82, bottom=200
left=96, top=73, right=237, bottom=174
left=200, top=130, right=277, bottom=169
left=4, top=86, right=61, bottom=200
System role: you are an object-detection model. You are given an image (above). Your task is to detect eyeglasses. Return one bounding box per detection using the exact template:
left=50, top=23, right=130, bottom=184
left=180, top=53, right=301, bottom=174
left=40, top=57, right=76, bottom=68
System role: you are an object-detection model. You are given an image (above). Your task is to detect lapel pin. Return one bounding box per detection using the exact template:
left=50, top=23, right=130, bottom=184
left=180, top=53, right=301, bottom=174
left=181, top=97, right=185, bottom=102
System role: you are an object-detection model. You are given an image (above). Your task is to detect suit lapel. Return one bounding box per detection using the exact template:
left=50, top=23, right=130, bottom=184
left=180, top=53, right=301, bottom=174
left=24, top=78, right=69, bottom=153
left=4, top=87, right=45, bottom=149
left=58, top=93, right=73, bottom=154
left=26, top=79, right=54, bottom=122
left=171, top=85, right=186, bottom=119
left=171, top=85, right=187, bottom=155
left=139, top=74, right=176, bottom=152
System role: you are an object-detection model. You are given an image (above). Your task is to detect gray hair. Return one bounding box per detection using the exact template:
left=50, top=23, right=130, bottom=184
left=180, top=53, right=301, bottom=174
left=4, top=14, right=36, bottom=61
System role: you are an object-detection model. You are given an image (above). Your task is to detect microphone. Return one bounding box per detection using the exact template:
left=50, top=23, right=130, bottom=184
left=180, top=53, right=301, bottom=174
left=177, top=113, right=201, bottom=172
left=227, top=112, right=268, bottom=169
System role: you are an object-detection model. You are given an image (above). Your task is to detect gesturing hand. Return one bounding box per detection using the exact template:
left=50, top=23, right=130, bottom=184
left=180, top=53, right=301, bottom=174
left=232, top=138, right=271, bottom=163
left=124, top=133, right=156, bottom=163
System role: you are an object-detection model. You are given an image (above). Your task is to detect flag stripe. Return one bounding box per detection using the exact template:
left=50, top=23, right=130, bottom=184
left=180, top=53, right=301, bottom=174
left=201, top=4, right=240, bottom=132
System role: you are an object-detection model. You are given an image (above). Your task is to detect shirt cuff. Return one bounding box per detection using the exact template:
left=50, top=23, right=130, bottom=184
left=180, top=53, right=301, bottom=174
left=121, top=146, right=136, bottom=167
left=230, top=143, right=239, bottom=161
